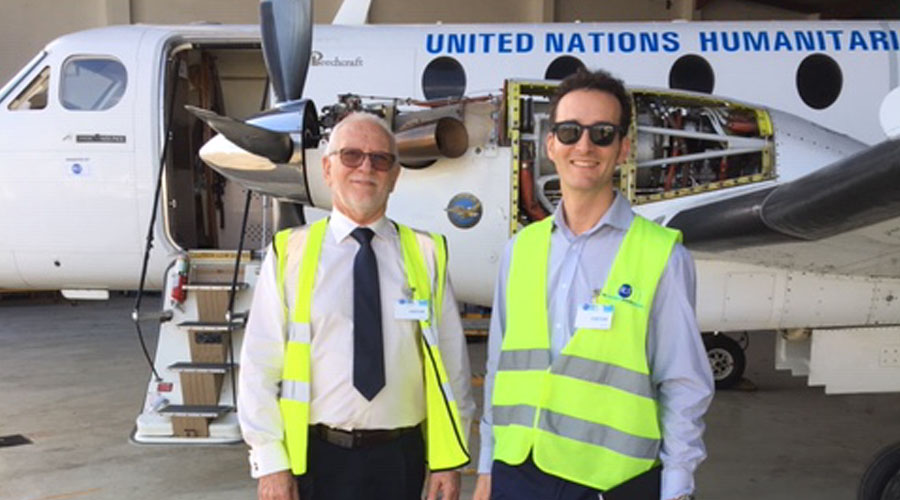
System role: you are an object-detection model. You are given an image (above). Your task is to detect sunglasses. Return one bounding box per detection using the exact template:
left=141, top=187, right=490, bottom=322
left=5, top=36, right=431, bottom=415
left=330, top=148, right=397, bottom=171
left=551, top=121, right=624, bottom=146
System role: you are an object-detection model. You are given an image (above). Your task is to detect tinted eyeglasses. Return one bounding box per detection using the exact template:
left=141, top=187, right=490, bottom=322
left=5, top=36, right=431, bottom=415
left=330, top=148, right=397, bottom=171
left=551, top=121, right=624, bottom=146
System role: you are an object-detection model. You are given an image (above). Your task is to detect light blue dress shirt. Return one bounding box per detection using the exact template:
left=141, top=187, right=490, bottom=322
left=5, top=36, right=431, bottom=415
left=478, top=193, right=714, bottom=500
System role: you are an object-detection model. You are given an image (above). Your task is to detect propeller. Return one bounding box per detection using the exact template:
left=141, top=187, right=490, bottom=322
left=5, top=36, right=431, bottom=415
left=187, top=0, right=319, bottom=204
left=185, top=105, right=293, bottom=164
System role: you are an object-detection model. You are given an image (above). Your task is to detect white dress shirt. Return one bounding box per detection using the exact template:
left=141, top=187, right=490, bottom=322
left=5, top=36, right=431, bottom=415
left=478, top=193, right=714, bottom=499
left=239, top=208, right=475, bottom=478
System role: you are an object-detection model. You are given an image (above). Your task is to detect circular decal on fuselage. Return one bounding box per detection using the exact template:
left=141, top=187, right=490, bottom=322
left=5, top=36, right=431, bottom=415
left=445, top=193, right=483, bottom=229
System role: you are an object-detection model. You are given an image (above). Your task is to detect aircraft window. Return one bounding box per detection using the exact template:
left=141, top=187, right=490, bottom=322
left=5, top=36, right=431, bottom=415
left=544, top=56, right=585, bottom=80
left=60, top=58, right=127, bottom=111
left=7, top=66, right=50, bottom=111
left=669, top=55, right=714, bottom=94
left=422, top=56, right=466, bottom=101
left=796, top=54, right=842, bottom=110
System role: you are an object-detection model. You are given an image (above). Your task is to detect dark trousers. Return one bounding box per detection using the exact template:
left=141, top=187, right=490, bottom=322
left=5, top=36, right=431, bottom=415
left=295, top=428, right=426, bottom=500
left=491, top=455, right=661, bottom=500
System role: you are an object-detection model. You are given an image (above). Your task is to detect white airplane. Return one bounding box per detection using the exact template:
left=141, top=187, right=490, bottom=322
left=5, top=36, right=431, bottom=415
left=1, top=1, right=900, bottom=495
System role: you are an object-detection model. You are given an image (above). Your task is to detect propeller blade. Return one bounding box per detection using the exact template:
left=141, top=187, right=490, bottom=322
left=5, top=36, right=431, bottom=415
left=185, top=105, right=293, bottom=164
left=260, top=0, right=312, bottom=103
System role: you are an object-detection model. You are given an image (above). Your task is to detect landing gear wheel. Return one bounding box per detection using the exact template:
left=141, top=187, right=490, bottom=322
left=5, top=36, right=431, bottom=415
left=703, top=333, right=746, bottom=390
left=858, top=442, right=900, bottom=500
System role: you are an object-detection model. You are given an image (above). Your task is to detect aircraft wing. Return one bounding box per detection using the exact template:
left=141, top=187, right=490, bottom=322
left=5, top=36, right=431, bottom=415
left=668, top=137, right=900, bottom=278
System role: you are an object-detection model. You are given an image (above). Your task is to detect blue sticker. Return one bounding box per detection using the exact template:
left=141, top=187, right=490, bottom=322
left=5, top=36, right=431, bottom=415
left=445, top=193, right=483, bottom=229
left=71, top=163, right=83, bottom=175
left=618, top=284, right=632, bottom=299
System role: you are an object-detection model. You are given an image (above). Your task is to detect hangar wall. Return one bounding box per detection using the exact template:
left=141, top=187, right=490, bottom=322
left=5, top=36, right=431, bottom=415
left=0, top=0, right=107, bottom=86
left=0, top=0, right=815, bottom=85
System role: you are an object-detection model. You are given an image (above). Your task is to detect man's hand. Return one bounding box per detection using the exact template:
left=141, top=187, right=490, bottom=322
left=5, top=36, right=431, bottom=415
left=472, top=473, right=491, bottom=500
left=257, top=470, right=298, bottom=500
left=425, top=470, right=460, bottom=500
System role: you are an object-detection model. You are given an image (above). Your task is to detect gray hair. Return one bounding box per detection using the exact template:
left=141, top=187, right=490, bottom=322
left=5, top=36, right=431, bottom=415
left=325, top=112, right=398, bottom=162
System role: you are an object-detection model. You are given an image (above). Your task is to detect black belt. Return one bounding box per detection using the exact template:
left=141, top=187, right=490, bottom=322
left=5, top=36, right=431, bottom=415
left=311, top=424, right=420, bottom=449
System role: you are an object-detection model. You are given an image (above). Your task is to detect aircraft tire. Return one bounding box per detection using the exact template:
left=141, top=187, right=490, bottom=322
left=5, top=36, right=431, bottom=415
left=703, top=333, right=745, bottom=390
left=858, top=442, right=900, bottom=500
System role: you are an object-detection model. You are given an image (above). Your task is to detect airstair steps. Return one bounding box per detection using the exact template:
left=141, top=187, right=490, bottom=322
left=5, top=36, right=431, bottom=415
left=133, top=253, right=260, bottom=444
left=177, top=320, right=245, bottom=332
left=158, top=404, right=235, bottom=438
left=183, top=282, right=249, bottom=291
left=168, top=362, right=236, bottom=373
left=159, top=404, right=233, bottom=418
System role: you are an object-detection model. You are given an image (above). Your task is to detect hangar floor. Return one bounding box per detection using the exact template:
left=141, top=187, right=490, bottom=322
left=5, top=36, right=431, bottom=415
left=0, top=295, right=897, bottom=499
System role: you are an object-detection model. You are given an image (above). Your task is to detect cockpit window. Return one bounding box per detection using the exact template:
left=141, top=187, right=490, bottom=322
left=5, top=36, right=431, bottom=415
left=60, top=57, right=127, bottom=111
left=8, top=66, right=50, bottom=111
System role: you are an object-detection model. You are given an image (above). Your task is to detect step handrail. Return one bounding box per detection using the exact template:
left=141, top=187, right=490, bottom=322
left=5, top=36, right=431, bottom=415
left=130, top=55, right=180, bottom=383
left=224, top=189, right=254, bottom=411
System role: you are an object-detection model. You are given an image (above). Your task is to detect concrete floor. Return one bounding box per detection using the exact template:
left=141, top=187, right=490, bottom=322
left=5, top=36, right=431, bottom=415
left=1, top=295, right=898, bottom=500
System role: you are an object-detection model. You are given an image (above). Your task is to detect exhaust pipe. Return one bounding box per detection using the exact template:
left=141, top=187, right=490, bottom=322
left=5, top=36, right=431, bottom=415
left=396, top=117, right=468, bottom=168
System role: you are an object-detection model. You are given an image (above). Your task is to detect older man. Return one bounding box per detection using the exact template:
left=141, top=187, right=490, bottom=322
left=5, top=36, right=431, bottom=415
left=239, top=112, right=475, bottom=500
left=474, top=69, right=714, bottom=500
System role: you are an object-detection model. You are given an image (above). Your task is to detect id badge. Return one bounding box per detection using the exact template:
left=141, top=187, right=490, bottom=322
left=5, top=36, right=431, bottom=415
left=394, top=298, right=430, bottom=320
left=574, top=303, right=614, bottom=330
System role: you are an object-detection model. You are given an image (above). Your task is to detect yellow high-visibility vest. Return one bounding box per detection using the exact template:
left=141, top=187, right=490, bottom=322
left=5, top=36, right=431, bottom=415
left=273, top=218, right=469, bottom=475
left=493, top=215, right=681, bottom=490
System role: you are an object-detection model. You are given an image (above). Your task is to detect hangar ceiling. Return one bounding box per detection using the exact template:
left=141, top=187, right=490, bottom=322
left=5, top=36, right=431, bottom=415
left=720, top=0, right=900, bottom=18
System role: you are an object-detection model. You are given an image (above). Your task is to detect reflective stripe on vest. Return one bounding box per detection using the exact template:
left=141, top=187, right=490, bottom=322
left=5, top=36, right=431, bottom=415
left=275, top=220, right=469, bottom=475
left=493, top=215, right=681, bottom=490
left=274, top=219, right=326, bottom=476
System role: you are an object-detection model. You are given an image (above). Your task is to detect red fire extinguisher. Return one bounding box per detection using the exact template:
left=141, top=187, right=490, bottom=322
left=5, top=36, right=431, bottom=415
left=170, top=254, right=189, bottom=305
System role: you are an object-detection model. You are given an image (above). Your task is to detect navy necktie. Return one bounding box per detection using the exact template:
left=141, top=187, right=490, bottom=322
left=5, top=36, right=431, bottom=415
left=350, top=227, right=385, bottom=401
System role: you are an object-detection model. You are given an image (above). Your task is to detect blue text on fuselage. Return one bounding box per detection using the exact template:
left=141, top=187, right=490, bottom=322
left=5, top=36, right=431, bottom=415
left=424, top=29, right=900, bottom=55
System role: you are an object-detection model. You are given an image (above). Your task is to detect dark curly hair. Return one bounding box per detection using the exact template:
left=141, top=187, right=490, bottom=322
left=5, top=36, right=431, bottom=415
left=548, top=68, right=632, bottom=132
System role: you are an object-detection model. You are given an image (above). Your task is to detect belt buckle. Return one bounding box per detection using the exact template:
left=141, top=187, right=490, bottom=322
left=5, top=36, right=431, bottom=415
left=330, top=428, right=355, bottom=449
left=352, top=429, right=367, bottom=448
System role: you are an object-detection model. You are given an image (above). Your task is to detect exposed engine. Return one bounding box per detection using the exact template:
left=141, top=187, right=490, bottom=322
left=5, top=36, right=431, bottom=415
left=508, top=82, right=774, bottom=224
left=632, top=93, right=771, bottom=197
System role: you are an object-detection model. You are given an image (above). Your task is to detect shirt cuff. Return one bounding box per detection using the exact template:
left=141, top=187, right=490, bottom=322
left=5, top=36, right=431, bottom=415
left=248, top=441, right=291, bottom=479
left=477, top=443, right=493, bottom=474
left=661, top=465, right=694, bottom=500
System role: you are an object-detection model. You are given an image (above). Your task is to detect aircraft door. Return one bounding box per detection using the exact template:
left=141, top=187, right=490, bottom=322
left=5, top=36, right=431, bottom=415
left=164, top=51, right=226, bottom=250
left=0, top=55, right=50, bottom=288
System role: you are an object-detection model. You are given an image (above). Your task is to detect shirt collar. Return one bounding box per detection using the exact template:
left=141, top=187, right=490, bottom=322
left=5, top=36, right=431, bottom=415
left=552, top=190, right=634, bottom=239
left=328, top=206, right=395, bottom=243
